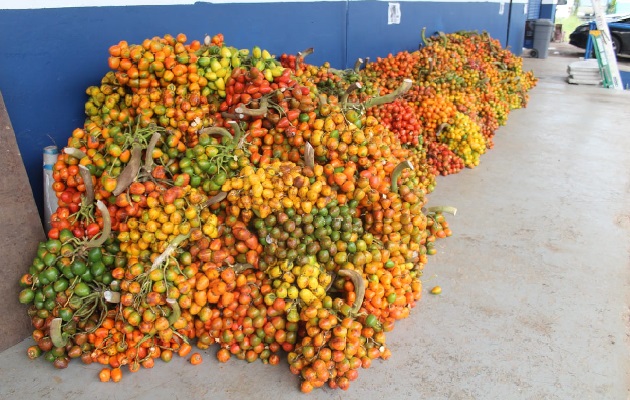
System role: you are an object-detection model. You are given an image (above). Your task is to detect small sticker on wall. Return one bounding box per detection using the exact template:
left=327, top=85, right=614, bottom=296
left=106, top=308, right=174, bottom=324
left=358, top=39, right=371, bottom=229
left=388, top=3, right=401, bottom=25
left=499, top=1, right=505, bottom=15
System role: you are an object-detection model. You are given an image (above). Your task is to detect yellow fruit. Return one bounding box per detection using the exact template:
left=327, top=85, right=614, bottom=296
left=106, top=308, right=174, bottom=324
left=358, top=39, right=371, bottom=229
left=299, top=288, right=315, bottom=304
left=313, top=286, right=326, bottom=299
left=264, top=68, right=273, bottom=82
left=276, top=286, right=288, bottom=299
left=271, top=66, right=283, bottom=77
left=301, top=264, right=315, bottom=277
left=308, top=276, right=319, bottom=291
left=282, top=272, right=295, bottom=284
left=210, top=59, right=222, bottom=73
left=215, top=67, right=227, bottom=78
left=296, top=275, right=309, bottom=289
left=287, top=286, right=299, bottom=300
left=269, top=266, right=282, bottom=279
left=220, top=46, right=232, bottom=58
left=215, top=77, right=225, bottom=91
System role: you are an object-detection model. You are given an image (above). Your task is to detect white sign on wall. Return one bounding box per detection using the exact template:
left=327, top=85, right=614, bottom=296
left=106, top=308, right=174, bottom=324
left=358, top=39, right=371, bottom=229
left=388, top=2, right=401, bottom=24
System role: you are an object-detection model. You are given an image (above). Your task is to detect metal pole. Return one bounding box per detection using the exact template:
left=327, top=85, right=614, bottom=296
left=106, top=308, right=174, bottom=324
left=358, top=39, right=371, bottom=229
left=506, top=0, right=514, bottom=48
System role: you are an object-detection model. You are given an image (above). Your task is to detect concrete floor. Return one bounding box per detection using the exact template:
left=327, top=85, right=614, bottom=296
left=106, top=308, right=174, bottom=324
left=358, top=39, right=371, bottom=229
left=1, top=47, right=630, bottom=400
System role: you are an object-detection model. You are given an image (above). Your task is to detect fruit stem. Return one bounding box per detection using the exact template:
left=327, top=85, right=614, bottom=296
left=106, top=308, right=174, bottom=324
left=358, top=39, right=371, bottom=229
left=435, top=122, right=450, bottom=137
left=166, top=298, right=181, bottom=325
left=234, top=97, right=269, bottom=117
left=198, top=126, right=233, bottom=141
left=353, top=58, right=364, bottom=73
left=103, top=290, right=121, bottom=303
left=438, top=31, right=448, bottom=47
left=78, top=165, right=94, bottom=205
left=150, top=233, right=191, bottom=271
left=221, top=112, right=240, bottom=120
left=426, top=206, right=458, bottom=216
left=143, top=131, right=161, bottom=173
left=420, top=27, right=430, bottom=48
left=391, top=160, right=414, bottom=193
left=337, top=269, right=365, bottom=316
left=227, top=121, right=243, bottom=148
left=64, top=147, right=87, bottom=160
left=232, top=263, right=255, bottom=274
left=202, top=191, right=227, bottom=208
left=50, top=318, right=68, bottom=348
left=113, top=142, right=142, bottom=196
left=341, top=82, right=362, bottom=105
left=298, top=47, right=314, bottom=58
left=296, top=47, right=314, bottom=71
left=304, top=142, right=315, bottom=168
left=364, top=79, right=413, bottom=108
left=84, top=200, right=111, bottom=249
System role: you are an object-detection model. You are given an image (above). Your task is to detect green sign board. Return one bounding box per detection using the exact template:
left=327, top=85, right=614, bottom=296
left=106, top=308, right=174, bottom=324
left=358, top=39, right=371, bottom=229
left=589, top=30, right=617, bottom=88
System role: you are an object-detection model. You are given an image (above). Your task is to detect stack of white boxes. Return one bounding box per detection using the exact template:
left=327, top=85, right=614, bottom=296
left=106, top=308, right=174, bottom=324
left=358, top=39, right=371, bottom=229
left=567, top=59, right=602, bottom=86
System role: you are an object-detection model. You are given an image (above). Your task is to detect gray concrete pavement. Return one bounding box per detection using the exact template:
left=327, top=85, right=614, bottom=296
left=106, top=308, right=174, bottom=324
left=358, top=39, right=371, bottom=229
left=422, top=53, right=630, bottom=399
left=1, top=51, right=629, bottom=399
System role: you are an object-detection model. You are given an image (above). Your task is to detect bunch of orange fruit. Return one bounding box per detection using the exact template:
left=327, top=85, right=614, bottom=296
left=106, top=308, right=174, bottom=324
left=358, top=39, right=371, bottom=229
left=19, top=30, right=534, bottom=393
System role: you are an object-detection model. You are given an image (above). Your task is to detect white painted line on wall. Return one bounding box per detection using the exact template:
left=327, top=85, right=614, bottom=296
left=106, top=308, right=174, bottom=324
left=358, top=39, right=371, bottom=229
left=1, top=0, right=526, bottom=10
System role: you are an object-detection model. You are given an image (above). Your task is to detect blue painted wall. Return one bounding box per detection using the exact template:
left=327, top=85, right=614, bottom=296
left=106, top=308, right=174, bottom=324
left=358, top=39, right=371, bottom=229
left=508, top=3, right=529, bottom=52
left=0, top=1, right=527, bottom=224
left=539, top=4, right=556, bottom=20
left=347, top=1, right=526, bottom=63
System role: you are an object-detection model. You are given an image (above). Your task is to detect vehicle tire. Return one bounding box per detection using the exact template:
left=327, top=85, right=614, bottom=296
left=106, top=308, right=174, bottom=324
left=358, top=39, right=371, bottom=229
left=593, top=37, right=620, bottom=59
left=530, top=49, right=538, bottom=58
left=611, top=36, right=620, bottom=57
